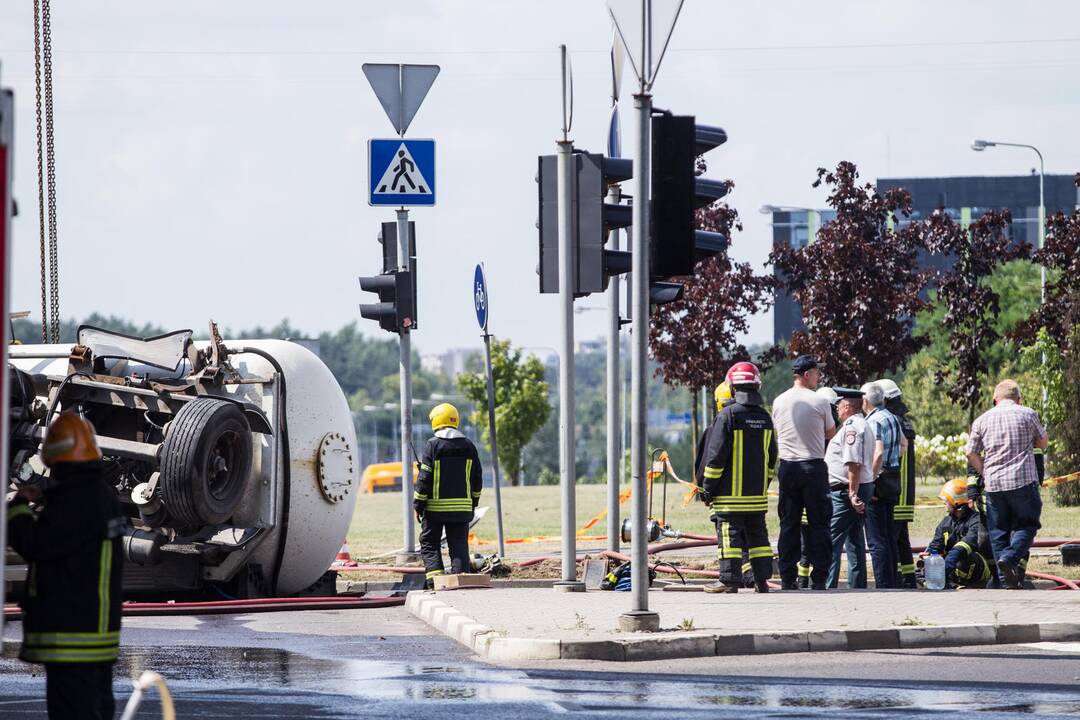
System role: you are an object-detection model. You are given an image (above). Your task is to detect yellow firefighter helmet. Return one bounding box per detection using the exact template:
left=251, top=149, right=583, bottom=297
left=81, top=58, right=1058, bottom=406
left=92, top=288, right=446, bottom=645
left=429, top=403, right=460, bottom=431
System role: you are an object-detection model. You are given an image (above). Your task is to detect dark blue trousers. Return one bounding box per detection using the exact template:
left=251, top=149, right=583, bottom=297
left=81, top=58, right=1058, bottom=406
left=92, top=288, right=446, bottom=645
left=864, top=484, right=898, bottom=588
left=985, top=482, right=1042, bottom=576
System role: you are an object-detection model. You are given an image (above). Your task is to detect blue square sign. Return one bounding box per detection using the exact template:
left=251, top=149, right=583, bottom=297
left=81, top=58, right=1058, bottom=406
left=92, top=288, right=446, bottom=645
left=369, top=138, right=436, bottom=206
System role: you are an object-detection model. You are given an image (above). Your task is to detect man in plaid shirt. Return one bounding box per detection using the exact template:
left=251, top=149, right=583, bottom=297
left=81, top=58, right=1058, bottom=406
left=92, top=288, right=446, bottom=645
left=965, top=379, right=1048, bottom=589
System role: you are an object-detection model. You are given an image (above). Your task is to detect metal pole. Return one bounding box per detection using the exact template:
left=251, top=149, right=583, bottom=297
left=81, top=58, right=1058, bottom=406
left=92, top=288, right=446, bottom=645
left=1036, top=150, right=1045, bottom=304
left=620, top=90, right=658, bottom=629
left=483, top=331, right=506, bottom=557
left=1036, top=149, right=1046, bottom=408
left=397, top=207, right=417, bottom=562
left=555, top=137, right=584, bottom=591
left=606, top=184, right=622, bottom=553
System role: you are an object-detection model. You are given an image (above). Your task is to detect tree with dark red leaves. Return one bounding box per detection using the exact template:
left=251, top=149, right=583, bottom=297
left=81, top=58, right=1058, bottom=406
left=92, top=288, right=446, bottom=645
left=769, top=161, right=930, bottom=386
left=1012, top=173, right=1080, bottom=347
left=649, top=182, right=779, bottom=396
left=923, top=208, right=1031, bottom=423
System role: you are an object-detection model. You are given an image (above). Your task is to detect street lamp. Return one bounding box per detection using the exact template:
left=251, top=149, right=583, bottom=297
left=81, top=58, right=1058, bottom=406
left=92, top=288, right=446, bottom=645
left=759, top=203, right=815, bottom=215
left=970, top=138, right=1045, bottom=303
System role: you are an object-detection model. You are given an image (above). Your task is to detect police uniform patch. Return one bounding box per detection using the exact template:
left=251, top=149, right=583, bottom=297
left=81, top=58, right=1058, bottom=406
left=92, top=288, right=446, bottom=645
left=845, top=430, right=857, bottom=445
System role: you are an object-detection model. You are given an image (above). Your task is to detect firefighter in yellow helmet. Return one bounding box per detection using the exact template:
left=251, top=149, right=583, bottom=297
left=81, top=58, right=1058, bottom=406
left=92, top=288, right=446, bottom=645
left=6, top=412, right=125, bottom=718
left=413, top=403, right=483, bottom=588
left=714, top=381, right=733, bottom=412
left=925, top=479, right=994, bottom=588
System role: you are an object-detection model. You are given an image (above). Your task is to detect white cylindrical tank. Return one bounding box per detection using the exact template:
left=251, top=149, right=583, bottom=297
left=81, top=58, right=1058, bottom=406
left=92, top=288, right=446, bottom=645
left=228, top=340, right=358, bottom=595
left=10, top=338, right=359, bottom=597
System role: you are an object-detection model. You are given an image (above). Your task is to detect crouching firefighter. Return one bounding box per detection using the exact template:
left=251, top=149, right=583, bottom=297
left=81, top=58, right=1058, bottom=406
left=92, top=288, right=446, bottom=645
left=414, top=403, right=483, bottom=588
left=928, top=479, right=994, bottom=588
left=696, top=362, right=778, bottom=594
left=6, top=412, right=125, bottom=720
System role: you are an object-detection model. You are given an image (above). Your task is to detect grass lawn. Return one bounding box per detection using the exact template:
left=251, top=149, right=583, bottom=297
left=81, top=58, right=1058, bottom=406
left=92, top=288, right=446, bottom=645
left=346, top=478, right=1080, bottom=579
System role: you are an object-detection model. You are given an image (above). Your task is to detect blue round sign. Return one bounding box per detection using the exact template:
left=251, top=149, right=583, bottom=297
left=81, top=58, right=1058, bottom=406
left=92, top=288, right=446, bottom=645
left=473, top=263, right=489, bottom=331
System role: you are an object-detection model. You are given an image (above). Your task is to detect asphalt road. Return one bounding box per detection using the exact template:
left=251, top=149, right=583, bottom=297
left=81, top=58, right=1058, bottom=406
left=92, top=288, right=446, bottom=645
left=1, top=607, right=1078, bottom=718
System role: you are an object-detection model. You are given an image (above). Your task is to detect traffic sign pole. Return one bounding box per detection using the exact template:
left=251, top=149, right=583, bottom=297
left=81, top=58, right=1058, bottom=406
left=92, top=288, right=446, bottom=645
left=482, top=331, right=506, bottom=557
left=397, top=207, right=417, bottom=562
left=474, top=263, right=506, bottom=557
left=554, top=45, right=584, bottom=593
left=627, top=89, right=656, bottom=622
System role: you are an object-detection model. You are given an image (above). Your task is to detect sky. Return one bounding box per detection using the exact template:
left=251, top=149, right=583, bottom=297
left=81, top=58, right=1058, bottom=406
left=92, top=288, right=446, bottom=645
left=1, top=1, right=1078, bottom=357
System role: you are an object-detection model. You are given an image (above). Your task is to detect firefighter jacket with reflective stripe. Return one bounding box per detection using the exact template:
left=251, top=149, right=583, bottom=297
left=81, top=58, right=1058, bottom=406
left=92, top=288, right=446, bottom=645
left=893, top=406, right=916, bottom=523
left=696, top=391, right=778, bottom=515
left=693, top=398, right=732, bottom=511
left=6, top=463, right=125, bottom=665
left=927, top=508, right=993, bottom=583
left=414, top=430, right=483, bottom=523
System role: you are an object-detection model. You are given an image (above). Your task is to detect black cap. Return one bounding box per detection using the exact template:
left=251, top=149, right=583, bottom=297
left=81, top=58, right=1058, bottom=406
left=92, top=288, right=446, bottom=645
left=834, top=387, right=864, bottom=400
left=792, top=355, right=821, bottom=374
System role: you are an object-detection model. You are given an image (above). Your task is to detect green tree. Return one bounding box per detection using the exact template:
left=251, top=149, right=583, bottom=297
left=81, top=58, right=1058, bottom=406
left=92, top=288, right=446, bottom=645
left=457, top=339, right=551, bottom=486
left=902, top=261, right=1042, bottom=437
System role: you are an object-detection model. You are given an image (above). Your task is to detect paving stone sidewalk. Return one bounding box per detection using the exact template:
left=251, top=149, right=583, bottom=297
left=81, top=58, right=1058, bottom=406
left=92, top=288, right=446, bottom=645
left=407, top=587, right=1080, bottom=662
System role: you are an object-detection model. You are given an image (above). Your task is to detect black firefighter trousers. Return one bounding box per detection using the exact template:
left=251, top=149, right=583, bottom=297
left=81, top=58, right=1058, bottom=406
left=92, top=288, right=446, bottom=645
left=777, top=459, right=831, bottom=587
left=45, top=662, right=115, bottom=720
left=715, top=513, right=773, bottom=586
left=419, top=514, right=471, bottom=582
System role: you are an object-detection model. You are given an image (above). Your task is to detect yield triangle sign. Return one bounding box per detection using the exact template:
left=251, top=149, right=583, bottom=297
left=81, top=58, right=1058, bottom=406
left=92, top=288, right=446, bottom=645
left=369, top=139, right=436, bottom=206
left=362, top=63, right=440, bottom=135
left=607, top=0, right=684, bottom=89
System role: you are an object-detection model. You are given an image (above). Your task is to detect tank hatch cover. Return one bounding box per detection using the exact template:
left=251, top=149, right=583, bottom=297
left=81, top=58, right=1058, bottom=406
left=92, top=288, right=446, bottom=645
left=316, top=432, right=355, bottom=503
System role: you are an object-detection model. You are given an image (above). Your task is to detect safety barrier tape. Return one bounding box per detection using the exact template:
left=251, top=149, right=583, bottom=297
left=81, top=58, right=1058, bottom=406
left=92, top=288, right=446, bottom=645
left=1043, top=470, right=1080, bottom=488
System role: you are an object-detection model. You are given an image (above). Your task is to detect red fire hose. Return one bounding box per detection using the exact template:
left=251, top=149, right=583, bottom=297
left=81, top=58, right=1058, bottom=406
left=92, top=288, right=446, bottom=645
left=4, top=595, right=405, bottom=621
left=333, top=538, right=1080, bottom=591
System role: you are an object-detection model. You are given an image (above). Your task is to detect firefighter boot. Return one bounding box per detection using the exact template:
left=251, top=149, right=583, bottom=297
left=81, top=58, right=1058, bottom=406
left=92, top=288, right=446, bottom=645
left=703, top=581, right=739, bottom=594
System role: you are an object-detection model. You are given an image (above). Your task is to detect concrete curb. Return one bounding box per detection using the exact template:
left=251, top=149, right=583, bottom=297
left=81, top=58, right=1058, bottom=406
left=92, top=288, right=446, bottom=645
left=405, top=592, right=1080, bottom=662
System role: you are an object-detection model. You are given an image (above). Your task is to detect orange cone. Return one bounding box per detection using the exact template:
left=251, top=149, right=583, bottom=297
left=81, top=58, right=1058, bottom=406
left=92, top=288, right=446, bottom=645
left=332, top=541, right=352, bottom=567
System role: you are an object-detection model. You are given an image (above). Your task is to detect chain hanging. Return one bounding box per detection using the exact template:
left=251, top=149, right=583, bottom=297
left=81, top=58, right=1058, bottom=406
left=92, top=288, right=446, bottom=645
left=41, top=0, right=60, bottom=343
left=33, top=0, right=48, bottom=342
left=32, top=0, right=60, bottom=343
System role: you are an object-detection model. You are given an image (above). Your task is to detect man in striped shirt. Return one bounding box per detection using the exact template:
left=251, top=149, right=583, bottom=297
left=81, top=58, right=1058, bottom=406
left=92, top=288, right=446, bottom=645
left=965, top=380, right=1048, bottom=589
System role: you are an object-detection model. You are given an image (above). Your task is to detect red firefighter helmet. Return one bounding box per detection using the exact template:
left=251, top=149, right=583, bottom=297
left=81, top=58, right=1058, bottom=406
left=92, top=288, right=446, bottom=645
left=725, top=361, right=761, bottom=389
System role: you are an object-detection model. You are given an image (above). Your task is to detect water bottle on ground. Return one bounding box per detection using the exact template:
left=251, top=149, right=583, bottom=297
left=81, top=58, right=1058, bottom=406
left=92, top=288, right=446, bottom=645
left=925, top=550, right=946, bottom=590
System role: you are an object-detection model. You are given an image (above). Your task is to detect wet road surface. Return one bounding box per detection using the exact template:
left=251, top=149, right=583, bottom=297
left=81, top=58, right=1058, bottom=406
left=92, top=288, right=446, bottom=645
left=1, top=608, right=1078, bottom=718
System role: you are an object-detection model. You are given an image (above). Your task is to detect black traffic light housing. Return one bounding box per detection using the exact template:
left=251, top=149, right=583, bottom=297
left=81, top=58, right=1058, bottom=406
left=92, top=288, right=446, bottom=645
left=651, top=113, right=730, bottom=279
left=537, top=152, right=633, bottom=297
left=378, top=221, right=418, bottom=330
left=359, top=271, right=414, bottom=334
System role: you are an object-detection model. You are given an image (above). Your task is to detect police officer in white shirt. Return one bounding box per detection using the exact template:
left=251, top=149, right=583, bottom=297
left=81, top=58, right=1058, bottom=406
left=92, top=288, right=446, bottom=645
left=825, top=387, right=875, bottom=589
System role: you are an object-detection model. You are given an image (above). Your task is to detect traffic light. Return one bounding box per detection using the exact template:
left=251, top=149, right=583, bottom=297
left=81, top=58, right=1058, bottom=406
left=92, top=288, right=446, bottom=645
left=651, top=113, right=730, bottom=279
left=378, top=221, right=418, bottom=329
left=537, top=152, right=632, bottom=297
left=576, top=152, right=633, bottom=295
left=359, top=270, right=414, bottom=334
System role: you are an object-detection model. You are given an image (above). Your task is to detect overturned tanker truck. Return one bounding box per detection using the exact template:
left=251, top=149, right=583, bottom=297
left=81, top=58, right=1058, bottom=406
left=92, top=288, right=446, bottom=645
left=7, top=322, right=358, bottom=599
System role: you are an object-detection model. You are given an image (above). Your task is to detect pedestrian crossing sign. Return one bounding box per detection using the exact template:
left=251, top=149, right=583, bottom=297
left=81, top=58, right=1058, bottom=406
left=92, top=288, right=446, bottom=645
left=369, top=138, right=436, bottom=206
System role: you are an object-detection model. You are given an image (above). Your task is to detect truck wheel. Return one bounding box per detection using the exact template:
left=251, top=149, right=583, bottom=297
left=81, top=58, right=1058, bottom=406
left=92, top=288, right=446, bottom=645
left=159, top=398, right=252, bottom=526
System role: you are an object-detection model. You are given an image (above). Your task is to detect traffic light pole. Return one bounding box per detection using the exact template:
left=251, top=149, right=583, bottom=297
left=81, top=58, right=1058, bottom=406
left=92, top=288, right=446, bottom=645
left=621, top=91, right=659, bottom=631
left=397, top=206, right=417, bottom=562
left=606, top=184, right=622, bottom=554
left=555, top=138, right=584, bottom=592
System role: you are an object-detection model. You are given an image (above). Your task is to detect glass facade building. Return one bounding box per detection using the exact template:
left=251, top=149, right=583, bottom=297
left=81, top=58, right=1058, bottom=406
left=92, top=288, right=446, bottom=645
left=771, top=174, right=1080, bottom=343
